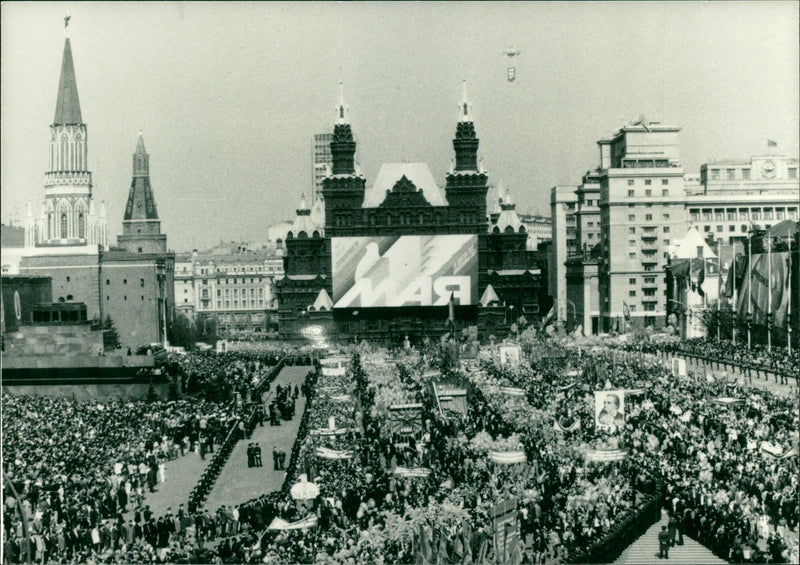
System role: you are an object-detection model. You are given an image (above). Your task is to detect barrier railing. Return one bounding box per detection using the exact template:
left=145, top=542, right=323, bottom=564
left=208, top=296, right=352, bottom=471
left=568, top=472, right=663, bottom=564
left=187, top=357, right=302, bottom=513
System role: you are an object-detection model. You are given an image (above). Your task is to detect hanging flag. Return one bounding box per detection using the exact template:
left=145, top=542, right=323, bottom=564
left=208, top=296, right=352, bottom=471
left=623, top=301, right=631, bottom=321
left=448, top=291, right=455, bottom=323
left=697, top=260, right=706, bottom=297
left=767, top=139, right=778, bottom=147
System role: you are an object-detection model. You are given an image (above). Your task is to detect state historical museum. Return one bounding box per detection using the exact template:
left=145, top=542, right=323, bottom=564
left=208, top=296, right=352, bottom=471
left=275, top=85, right=547, bottom=344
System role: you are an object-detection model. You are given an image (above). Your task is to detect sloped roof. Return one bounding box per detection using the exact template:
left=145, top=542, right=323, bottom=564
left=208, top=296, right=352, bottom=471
left=480, top=284, right=500, bottom=307
left=311, top=288, right=333, bottom=311
left=54, top=38, right=82, bottom=125
left=123, top=177, right=159, bottom=221
left=670, top=226, right=716, bottom=260
left=766, top=219, right=798, bottom=237
left=363, top=163, right=448, bottom=208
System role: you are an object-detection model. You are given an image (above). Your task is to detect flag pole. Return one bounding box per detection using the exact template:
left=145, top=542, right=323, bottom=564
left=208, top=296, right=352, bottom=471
left=788, top=229, right=792, bottom=355
left=732, top=248, right=737, bottom=346
left=767, top=234, right=772, bottom=352
left=747, top=231, right=752, bottom=349
left=717, top=251, right=721, bottom=342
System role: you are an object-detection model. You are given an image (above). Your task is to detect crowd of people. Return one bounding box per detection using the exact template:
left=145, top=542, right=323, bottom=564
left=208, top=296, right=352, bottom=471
left=3, top=336, right=797, bottom=564
left=629, top=336, right=799, bottom=381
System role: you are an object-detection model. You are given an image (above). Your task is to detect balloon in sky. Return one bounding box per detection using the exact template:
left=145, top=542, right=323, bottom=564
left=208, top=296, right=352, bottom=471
left=503, top=47, right=521, bottom=82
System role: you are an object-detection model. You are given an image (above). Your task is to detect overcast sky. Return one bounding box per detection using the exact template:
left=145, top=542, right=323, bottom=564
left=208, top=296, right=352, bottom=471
left=2, top=2, right=798, bottom=251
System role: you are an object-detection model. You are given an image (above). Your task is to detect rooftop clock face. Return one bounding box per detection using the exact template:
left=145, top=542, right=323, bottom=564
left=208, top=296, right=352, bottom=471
left=761, top=160, right=776, bottom=179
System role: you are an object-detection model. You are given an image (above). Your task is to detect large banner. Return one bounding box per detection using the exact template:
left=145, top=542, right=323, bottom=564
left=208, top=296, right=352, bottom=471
left=736, top=252, right=791, bottom=327
left=594, top=390, right=626, bottom=429
left=331, top=235, right=478, bottom=308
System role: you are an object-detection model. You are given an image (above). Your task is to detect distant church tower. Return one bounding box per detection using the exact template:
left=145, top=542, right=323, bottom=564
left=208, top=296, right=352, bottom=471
left=117, top=133, right=167, bottom=254
left=26, top=20, right=108, bottom=249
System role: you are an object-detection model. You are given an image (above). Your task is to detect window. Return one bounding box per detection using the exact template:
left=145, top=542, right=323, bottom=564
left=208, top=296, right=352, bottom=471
left=726, top=169, right=735, bottom=180
left=644, top=277, right=656, bottom=284
left=627, top=189, right=635, bottom=197
left=137, top=248, right=142, bottom=254
left=140, top=279, right=145, bottom=287
left=661, top=179, right=668, bottom=185
left=629, top=240, right=636, bottom=247
left=729, top=225, right=736, bottom=232
left=727, top=210, right=736, bottom=221
left=124, top=296, right=127, bottom=301
left=627, top=179, right=634, bottom=186
left=141, top=296, right=145, bottom=301
left=663, top=226, right=670, bottom=233
left=106, top=279, right=110, bottom=285
left=628, top=214, right=635, bottom=221
left=645, top=189, right=652, bottom=197
left=752, top=211, right=761, bottom=220
left=704, top=226, right=711, bottom=232
left=645, top=179, right=652, bottom=186
left=644, top=303, right=656, bottom=311
left=629, top=252, right=636, bottom=259
left=123, top=279, right=127, bottom=284
left=711, top=169, right=720, bottom=180
left=742, top=169, right=751, bottom=180
left=629, top=290, right=636, bottom=297
left=662, top=189, right=669, bottom=196
left=645, top=214, right=653, bottom=221
left=741, top=225, right=748, bottom=232
left=60, top=213, right=68, bottom=238
left=664, top=240, right=670, bottom=245
left=789, top=168, right=797, bottom=179
left=663, top=214, right=670, bottom=221
left=628, top=227, right=636, bottom=234
left=629, top=278, right=637, bottom=284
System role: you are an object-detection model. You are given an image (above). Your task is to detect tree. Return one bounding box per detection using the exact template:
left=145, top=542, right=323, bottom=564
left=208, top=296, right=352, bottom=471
left=168, top=313, right=197, bottom=349
left=102, top=315, right=121, bottom=348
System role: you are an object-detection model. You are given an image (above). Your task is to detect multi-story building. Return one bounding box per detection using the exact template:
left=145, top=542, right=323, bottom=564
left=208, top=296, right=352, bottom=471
left=549, top=186, right=577, bottom=322
left=173, top=244, right=283, bottom=336
left=565, top=169, right=602, bottom=333
left=518, top=213, right=552, bottom=250
left=597, top=119, right=687, bottom=332
left=312, top=132, right=334, bottom=203
left=686, top=155, right=798, bottom=245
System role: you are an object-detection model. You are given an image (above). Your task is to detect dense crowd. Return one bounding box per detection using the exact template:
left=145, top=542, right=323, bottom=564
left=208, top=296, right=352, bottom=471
left=630, top=337, right=799, bottom=381
left=3, top=337, right=797, bottom=564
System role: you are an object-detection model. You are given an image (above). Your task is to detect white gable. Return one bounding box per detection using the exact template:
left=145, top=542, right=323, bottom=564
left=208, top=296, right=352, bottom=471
left=362, top=163, right=448, bottom=208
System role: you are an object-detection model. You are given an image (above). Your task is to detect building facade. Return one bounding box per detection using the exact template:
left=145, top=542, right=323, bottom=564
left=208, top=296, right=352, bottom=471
left=549, top=186, right=577, bottom=323
left=174, top=245, right=283, bottom=336
left=312, top=132, right=334, bottom=203
left=596, top=120, right=686, bottom=332
left=686, top=155, right=799, bottom=245
left=275, top=84, right=546, bottom=343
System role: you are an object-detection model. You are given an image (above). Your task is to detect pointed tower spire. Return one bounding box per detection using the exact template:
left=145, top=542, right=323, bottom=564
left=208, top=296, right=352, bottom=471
left=330, top=82, right=356, bottom=175
left=335, top=82, right=349, bottom=125
left=458, top=79, right=472, bottom=123
left=54, top=35, right=82, bottom=125
left=452, top=80, right=479, bottom=172
left=118, top=134, right=166, bottom=254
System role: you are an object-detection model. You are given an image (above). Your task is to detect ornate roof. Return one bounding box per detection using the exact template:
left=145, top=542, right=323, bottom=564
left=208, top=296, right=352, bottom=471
left=490, top=186, right=525, bottom=234
left=123, top=135, right=159, bottom=221
left=363, top=163, right=448, bottom=208
left=289, top=194, right=322, bottom=238
left=54, top=38, right=82, bottom=125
